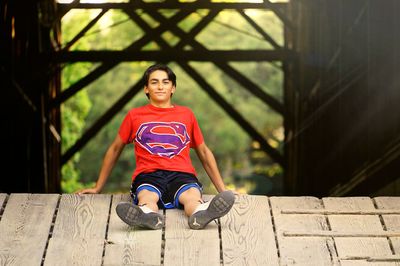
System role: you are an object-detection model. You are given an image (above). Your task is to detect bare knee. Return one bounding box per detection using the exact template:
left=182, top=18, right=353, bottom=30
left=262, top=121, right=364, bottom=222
left=179, top=187, right=202, bottom=204
left=179, top=187, right=203, bottom=216
left=137, top=189, right=159, bottom=211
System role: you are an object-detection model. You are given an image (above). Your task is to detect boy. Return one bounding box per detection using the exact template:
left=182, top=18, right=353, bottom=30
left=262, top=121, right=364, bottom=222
left=77, top=64, right=235, bottom=230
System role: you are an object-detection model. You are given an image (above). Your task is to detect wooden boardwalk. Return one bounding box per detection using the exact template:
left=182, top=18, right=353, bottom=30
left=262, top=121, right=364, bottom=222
left=1, top=194, right=400, bottom=265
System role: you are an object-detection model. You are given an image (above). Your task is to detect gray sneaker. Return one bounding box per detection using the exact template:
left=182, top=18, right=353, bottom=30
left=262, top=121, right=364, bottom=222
left=188, top=190, right=235, bottom=230
left=116, top=202, right=164, bottom=230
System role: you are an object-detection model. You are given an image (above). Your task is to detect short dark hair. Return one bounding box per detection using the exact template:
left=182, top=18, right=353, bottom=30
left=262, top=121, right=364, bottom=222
left=141, top=63, right=177, bottom=88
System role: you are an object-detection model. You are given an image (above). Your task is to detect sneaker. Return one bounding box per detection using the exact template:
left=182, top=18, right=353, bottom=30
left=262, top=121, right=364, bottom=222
left=188, top=190, right=235, bottom=230
left=116, top=202, right=164, bottom=230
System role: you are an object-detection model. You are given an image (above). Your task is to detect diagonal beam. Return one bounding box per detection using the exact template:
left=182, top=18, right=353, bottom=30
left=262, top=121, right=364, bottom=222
left=147, top=9, right=285, bottom=115
left=62, top=9, right=108, bottom=51
left=180, top=62, right=284, bottom=166
left=174, top=10, right=220, bottom=50
left=238, top=9, right=281, bottom=50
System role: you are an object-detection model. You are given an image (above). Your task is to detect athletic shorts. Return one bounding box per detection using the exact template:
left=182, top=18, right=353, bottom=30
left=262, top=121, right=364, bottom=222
left=130, top=170, right=203, bottom=209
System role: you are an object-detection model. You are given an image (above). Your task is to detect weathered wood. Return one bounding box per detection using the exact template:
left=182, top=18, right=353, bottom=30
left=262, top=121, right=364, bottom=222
left=374, top=197, right=400, bottom=255
left=2, top=194, right=399, bottom=265
left=220, top=195, right=279, bottom=265
left=270, top=196, right=335, bottom=265
left=103, top=194, right=162, bottom=266
left=44, top=194, right=111, bottom=266
left=163, top=195, right=220, bottom=266
left=323, top=197, right=393, bottom=261
left=0, top=194, right=59, bottom=266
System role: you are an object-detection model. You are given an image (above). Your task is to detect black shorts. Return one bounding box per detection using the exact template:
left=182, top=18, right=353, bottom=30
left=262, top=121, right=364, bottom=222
left=130, top=170, right=203, bottom=209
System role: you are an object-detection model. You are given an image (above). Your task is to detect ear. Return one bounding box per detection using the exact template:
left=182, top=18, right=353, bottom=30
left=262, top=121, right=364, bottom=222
left=171, top=85, right=176, bottom=94
left=144, top=86, right=149, bottom=94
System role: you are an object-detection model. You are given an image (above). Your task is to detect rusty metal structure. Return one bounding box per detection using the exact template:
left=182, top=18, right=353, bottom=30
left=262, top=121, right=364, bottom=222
left=1, top=0, right=399, bottom=195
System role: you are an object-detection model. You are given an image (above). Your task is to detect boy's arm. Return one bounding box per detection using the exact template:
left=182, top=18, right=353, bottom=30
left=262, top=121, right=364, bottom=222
left=194, top=142, right=227, bottom=193
left=76, top=135, right=126, bottom=194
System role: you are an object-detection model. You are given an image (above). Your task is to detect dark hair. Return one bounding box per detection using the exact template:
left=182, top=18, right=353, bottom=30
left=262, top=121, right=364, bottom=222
left=141, top=63, right=177, bottom=88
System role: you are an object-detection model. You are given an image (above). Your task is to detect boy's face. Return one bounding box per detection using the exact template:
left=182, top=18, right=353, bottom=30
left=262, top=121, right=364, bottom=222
left=144, top=70, right=176, bottom=105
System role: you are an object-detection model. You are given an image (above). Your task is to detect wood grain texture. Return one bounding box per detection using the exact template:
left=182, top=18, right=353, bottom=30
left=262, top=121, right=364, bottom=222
left=270, top=196, right=335, bottom=266
left=44, top=238, right=105, bottom=266
left=163, top=195, right=220, bottom=266
left=374, top=197, right=400, bottom=255
left=323, top=197, right=393, bottom=261
left=103, top=194, right=162, bottom=266
left=221, top=194, right=279, bottom=265
left=51, top=194, right=111, bottom=239
left=0, top=194, right=59, bottom=266
left=44, top=194, right=111, bottom=265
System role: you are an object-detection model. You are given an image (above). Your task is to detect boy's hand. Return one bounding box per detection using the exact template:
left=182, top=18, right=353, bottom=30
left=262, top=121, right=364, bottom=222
left=75, top=187, right=100, bottom=194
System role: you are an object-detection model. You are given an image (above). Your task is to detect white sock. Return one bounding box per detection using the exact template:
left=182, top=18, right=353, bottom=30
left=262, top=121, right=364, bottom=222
left=193, top=201, right=210, bottom=214
left=139, top=205, right=155, bottom=214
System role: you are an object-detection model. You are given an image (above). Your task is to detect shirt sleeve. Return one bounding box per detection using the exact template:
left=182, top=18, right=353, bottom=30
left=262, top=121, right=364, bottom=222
left=190, top=112, right=204, bottom=148
left=118, top=111, right=134, bottom=144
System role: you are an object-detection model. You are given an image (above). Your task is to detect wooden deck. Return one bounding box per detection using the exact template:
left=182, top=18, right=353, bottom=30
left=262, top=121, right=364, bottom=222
left=1, top=194, right=400, bottom=265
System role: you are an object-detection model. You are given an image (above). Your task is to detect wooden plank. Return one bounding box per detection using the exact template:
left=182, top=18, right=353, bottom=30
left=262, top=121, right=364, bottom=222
left=220, top=194, right=279, bottom=265
left=374, top=197, right=400, bottom=254
left=0, top=194, right=59, bottom=265
left=44, top=194, right=111, bottom=266
left=323, top=197, right=393, bottom=263
left=44, top=238, right=105, bottom=266
left=103, top=194, right=162, bottom=266
left=163, top=195, right=220, bottom=266
left=270, top=196, right=335, bottom=265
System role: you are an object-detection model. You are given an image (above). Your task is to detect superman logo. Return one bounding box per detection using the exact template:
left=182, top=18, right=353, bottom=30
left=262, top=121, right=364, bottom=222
left=135, top=122, right=190, bottom=158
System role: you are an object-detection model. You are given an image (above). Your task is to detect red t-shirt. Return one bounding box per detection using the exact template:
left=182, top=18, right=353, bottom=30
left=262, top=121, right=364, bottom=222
left=118, top=104, right=204, bottom=181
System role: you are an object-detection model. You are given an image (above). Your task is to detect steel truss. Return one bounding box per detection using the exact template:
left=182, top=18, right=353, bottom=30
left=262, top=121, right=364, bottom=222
left=51, top=0, right=296, bottom=176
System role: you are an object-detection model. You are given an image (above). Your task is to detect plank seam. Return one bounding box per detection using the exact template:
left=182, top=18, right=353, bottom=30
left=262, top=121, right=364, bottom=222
left=372, top=198, right=396, bottom=256
left=101, top=194, right=114, bottom=266
left=217, top=218, right=224, bottom=266
left=40, top=194, right=61, bottom=266
left=161, top=208, right=166, bottom=266
left=320, top=200, right=340, bottom=265
left=0, top=194, right=9, bottom=221
left=267, top=197, right=281, bottom=262
left=321, top=199, right=340, bottom=265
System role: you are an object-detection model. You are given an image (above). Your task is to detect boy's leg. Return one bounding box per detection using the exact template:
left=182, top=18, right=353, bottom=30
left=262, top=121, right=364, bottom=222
left=116, top=188, right=164, bottom=230
left=178, top=187, right=203, bottom=216
left=137, top=189, right=159, bottom=211
left=179, top=188, right=235, bottom=230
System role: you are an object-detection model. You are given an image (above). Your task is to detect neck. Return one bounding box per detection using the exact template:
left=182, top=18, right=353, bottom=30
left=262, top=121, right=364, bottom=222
left=149, top=100, right=173, bottom=108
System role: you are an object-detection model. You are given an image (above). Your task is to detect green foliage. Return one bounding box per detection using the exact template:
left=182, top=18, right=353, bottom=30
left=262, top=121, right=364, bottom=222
left=61, top=6, right=284, bottom=195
